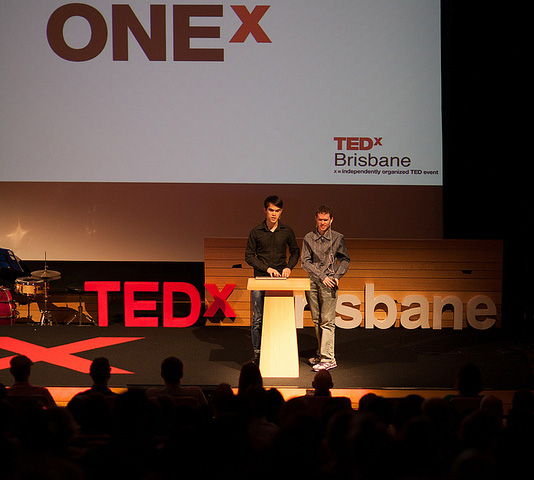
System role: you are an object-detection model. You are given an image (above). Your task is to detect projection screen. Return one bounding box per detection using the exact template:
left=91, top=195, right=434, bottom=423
left=1, top=0, right=442, bottom=186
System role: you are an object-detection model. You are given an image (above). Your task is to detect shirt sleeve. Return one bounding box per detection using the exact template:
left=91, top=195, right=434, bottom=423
left=333, top=234, right=350, bottom=279
left=301, top=235, right=327, bottom=281
left=245, top=228, right=269, bottom=273
left=286, top=227, right=300, bottom=270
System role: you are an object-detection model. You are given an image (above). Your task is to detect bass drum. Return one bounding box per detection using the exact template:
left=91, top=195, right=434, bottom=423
left=0, top=287, right=17, bottom=325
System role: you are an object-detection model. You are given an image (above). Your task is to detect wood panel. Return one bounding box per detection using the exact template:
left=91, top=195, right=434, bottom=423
left=204, top=238, right=503, bottom=328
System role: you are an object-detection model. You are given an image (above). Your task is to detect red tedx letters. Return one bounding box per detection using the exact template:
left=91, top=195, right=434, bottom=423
left=85, top=281, right=233, bottom=327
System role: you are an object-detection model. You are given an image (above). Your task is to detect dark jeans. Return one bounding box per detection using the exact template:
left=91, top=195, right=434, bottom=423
left=251, top=289, right=265, bottom=353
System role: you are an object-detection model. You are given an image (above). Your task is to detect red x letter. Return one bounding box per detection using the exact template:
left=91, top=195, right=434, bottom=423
left=230, top=5, right=271, bottom=43
left=0, top=337, right=143, bottom=373
left=204, top=283, right=236, bottom=317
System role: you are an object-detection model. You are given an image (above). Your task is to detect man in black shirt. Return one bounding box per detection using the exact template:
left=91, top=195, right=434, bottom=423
left=245, top=195, right=300, bottom=363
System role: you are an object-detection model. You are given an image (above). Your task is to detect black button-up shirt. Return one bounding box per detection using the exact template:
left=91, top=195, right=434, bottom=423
left=245, top=221, right=300, bottom=277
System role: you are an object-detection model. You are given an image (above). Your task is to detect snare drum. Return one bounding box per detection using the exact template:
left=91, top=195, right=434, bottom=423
left=0, top=287, right=17, bottom=325
left=15, top=277, right=45, bottom=297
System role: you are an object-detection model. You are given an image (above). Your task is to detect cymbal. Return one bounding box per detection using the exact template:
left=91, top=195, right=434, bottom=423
left=31, top=269, right=61, bottom=280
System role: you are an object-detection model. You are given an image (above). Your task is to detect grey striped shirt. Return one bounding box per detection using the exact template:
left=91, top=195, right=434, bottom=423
left=301, top=228, right=350, bottom=282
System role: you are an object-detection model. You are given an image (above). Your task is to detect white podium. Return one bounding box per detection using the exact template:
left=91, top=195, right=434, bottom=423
left=247, top=277, right=310, bottom=378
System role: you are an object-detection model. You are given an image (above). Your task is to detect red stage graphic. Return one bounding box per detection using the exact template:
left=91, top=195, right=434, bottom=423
left=0, top=337, right=144, bottom=374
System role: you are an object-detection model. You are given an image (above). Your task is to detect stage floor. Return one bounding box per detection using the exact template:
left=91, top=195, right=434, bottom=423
left=1, top=324, right=533, bottom=394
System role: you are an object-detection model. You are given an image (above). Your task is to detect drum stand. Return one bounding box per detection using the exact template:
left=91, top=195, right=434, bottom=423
left=32, top=255, right=61, bottom=326
left=66, top=288, right=96, bottom=326
left=25, top=302, right=33, bottom=324
left=39, top=280, right=54, bottom=326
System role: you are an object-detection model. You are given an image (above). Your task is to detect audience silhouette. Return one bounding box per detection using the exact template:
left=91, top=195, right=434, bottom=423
left=76, top=357, right=116, bottom=397
left=312, top=369, right=334, bottom=396
left=145, top=356, right=208, bottom=407
left=66, top=357, right=116, bottom=436
left=0, top=356, right=533, bottom=480
left=6, top=354, right=56, bottom=408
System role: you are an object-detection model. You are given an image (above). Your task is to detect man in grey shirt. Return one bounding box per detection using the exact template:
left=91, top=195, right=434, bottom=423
left=301, top=205, right=350, bottom=371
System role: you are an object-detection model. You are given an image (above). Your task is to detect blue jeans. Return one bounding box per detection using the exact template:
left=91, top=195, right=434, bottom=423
left=251, top=290, right=265, bottom=353
left=305, top=280, right=337, bottom=362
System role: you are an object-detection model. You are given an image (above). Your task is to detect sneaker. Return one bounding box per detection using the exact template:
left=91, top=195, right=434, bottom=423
left=312, top=360, right=337, bottom=371
left=308, top=356, right=321, bottom=366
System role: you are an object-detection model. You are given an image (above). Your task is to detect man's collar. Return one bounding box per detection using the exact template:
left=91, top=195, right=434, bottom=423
left=261, top=220, right=283, bottom=231
left=312, top=227, right=332, bottom=239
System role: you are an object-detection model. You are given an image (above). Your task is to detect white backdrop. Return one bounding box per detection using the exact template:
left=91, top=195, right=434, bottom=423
left=1, top=0, right=442, bottom=186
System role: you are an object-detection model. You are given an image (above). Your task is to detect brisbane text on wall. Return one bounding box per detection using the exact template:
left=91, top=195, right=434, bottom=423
left=85, top=281, right=498, bottom=330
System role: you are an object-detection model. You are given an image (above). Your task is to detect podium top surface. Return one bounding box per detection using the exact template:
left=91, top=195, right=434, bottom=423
left=247, top=277, right=310, bottom=291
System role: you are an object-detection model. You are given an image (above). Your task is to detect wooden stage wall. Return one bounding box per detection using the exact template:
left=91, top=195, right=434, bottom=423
left=204, top=238, right=503, bottom=329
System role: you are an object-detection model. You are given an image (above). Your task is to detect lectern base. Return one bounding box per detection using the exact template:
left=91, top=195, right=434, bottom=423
left=259, top=292, right=299, bottom=378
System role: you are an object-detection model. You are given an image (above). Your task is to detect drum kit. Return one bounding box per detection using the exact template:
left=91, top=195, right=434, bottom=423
left=15, top=263, right=61, bottom=325
left=0, top=250, right=94, bottom=326
left=0, top=268, right=58, bottom=326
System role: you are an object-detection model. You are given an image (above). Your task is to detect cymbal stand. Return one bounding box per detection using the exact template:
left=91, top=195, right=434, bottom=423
left=39, top=280, right=54, bottom=326
left=66, top=288, right=96, bottom=326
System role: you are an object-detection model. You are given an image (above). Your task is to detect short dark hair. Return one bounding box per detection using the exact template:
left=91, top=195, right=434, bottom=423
left=10, top=355, right=33, bottom=382
left=456, top=362, right=483, bottom=396
left=315, top=205, right=333, bottom=218
left=161, top=356, right=184, bottom=383
left=264, top=195, right=283, bottom=209
left=90, top=357, right=111, bottom=383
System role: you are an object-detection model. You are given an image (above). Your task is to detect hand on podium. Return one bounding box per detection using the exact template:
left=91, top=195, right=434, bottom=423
left=266, top=267, right=292, bottom=278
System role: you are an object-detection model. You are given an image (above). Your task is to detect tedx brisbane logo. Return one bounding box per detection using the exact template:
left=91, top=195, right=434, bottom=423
left=47, top=3, right=272, bottom=62
left=333, top=136, right=413, bottom=170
